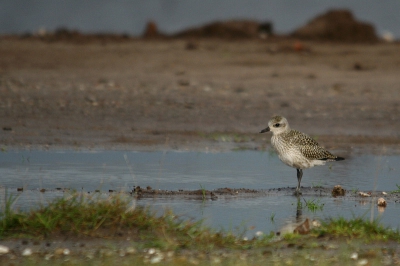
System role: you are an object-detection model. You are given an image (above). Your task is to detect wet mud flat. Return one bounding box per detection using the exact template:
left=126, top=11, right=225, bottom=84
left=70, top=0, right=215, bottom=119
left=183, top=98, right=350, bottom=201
left=130, top=186, right=400, bottom=201
left=6, top=185, right=400, bottom=201
left=0, top=186, right=312, bottom=198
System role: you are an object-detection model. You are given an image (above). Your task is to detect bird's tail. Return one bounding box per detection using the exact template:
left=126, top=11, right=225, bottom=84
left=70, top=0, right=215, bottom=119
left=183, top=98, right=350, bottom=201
left=320, top=156, right=345, bottom=161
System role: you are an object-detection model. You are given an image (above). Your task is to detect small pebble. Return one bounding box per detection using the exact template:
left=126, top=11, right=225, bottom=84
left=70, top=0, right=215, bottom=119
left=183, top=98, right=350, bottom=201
left=150, top=253, right=164, bottom=264
left=350, top=252, right=358, bottom=260
left=126, top=247, right=136, bottom=254
left=377, top=197, right=387, bottom=207
left=63, top=248, right=70, bottom=255
left=312, top=219, right=321, bottom=227
left=22, top=248, right=32, bottom=256
left=54, top=248, right=64, bottom=255
left=358, top=259, right=368, bottom=265
left=148, top=248, right=156, bottom=255
left=0, top=245, right=10, bottom=254
left=255, top=231, right=263, bottom=237
left=332, top=185, right=345, bottom=196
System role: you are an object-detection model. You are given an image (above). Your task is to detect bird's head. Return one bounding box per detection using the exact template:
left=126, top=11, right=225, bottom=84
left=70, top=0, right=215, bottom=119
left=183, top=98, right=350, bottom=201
left=260, top=116, right=290, bottom=135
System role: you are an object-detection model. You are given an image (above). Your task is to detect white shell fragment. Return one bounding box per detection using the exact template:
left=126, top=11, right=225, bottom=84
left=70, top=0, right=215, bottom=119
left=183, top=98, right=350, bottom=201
left=358, top=192, right=370, bottom=197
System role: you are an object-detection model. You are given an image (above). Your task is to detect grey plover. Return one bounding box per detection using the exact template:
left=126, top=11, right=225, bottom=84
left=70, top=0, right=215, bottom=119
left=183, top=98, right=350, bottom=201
left=260, top=116, right=344, bottom=194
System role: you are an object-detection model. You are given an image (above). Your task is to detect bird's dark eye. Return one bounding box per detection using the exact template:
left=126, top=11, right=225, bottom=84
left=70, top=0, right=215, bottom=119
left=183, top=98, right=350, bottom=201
left=274, top=123, right=280, bottom=127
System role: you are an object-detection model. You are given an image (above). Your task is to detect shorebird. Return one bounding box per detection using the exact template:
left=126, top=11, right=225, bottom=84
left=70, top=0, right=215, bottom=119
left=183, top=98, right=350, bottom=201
left=260, top=116, right=344, bottom=195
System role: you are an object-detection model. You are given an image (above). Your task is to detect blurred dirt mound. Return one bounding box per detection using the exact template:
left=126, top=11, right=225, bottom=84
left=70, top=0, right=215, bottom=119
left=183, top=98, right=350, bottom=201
left=292, top=9, right=378, bottom=43
left=20, top=28, right=132, bottom=43
left=175, top=20, right=273, bottom=39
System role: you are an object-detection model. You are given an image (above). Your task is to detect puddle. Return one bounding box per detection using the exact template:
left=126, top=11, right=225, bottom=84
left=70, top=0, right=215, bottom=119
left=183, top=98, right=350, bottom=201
left=0, top=150, right=399, bottom=237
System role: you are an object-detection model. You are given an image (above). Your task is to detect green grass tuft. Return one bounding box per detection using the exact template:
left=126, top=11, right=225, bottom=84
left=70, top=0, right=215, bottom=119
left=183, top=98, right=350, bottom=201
left=315, top=217, right=400, bottom=241
left=303, top=198, right=324, bottom=212
left=390, top=184, right=400, bottom=194
left=0, top=192, right=274, bottom=251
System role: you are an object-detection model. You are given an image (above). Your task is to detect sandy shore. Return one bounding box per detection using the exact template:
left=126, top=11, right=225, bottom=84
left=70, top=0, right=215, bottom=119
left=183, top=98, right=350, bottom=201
left=0, top=38, right=399, bottom=153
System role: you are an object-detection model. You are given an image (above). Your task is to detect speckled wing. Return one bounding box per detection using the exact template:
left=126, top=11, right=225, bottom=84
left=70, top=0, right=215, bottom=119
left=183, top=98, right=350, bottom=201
left=288, top=130, right=336, bottom=160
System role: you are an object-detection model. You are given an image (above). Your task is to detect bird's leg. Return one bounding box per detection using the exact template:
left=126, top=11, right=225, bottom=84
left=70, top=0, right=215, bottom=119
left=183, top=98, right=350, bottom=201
left=294, top=169, right=303, bottom=196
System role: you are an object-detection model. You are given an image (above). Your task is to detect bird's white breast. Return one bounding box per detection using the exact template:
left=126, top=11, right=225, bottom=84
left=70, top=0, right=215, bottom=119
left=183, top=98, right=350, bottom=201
left=271, top=135, right=326, bottom=169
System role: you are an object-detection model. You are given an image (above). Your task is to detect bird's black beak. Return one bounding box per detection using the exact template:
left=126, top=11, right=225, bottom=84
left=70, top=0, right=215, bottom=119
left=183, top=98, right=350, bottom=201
left=260, top=127, right=270, bottom=133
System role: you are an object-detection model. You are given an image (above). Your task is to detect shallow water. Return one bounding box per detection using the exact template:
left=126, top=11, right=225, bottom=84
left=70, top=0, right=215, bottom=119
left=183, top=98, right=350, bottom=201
left=0, top=150, right=399, bottom=237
